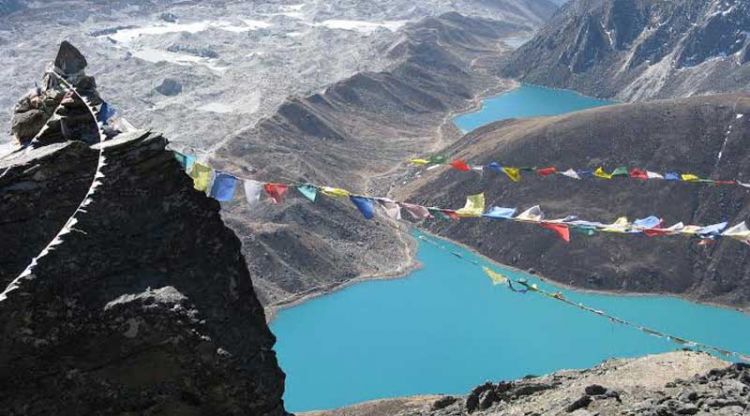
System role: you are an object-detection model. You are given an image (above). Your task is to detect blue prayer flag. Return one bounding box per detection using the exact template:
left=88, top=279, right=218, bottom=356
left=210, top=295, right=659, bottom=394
left=664, top=172, right=681, bottom=181
left=98, top=102, right=117, bottom=124
left=483, top=206, right=516, bottom=220
left=486, top=162, right=503, bottom=173
left=350, top=196, right=375, bottom=219
left=209, top=172, right=238, bottom=202
left=633, top=216, right=661, bottom=229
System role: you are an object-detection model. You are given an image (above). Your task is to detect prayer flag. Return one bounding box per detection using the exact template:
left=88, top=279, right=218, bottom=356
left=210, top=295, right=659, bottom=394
left=456, top=193, right=485, bottom=218
left=502, top=167, right=521, bottom=182
left=540, top=222, right=570, bottom=242
left=98, top=101, right=117, bottom=124
left=190, top=162, right=213, bottom=192
left=537, top=167, right=557, bottom=176
left=577, top=169, right=593, bottom=178
left=350, top=196, right=375, bottom=219
left=450, top=159, right=471, bottom=172
left=714, top=180, right=736, bottom=186
left=264, top=183, right=288, bottom=204
left=429, top=155, right=447, bottom=164
left=633, top=216, right=662, bottom=229
left=428, top=208, right=451, bottom=221
left=681, top=173, right=701, bottom=182
left=664, top=172, right=681, bottom=181
left=487, top=162, right=503, bottom=173
left=629, top=168, right=648, bottom=180
left=409, top=158, right=430, bottom=166
left=297, top=184, right=318, bottom=202
left=483, top=267, right=508, bottom=285
left=322, top=187, right=351, bottom=198
left=516, top=205, right=544, bottom=222
left=560, top=169, right=581, bottom=180
left=611, top=166, right=629, bottom=177
left=174, top=151, right=196, bottom=173
left=377, top=198, right=402, bottom=220
left=244, top=180, right=264, bottom=206
left=602, top=217, right=630, bottom=233
left=572, top=225, right=597, bottom=236
left=594, top=167, right=612, bottom=179
left=723, top=222, right=750, bottom=242
left=401, top=203, right=431, bottom=220
left=483, top=206, right=517, bottom=220
left=738, top=180, right=750, bottom=189
left=209, top=172, right=238, bottom=202
left=698, top=222, right=728, bottom=238
left=440, top=209, right=460, bottom=220
left=646, top=171, right=664, bottom=179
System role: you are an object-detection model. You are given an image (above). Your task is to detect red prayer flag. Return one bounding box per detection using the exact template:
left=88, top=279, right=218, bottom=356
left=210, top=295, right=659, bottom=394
left=537, top=167, right=557, bottom=176
left=714, top=180, right=736, bottom=186
left=263, top=183, right=288, bottom=204
left=643, top=228, right=669, bottom=237
left=442, top=210, right=460, bottom=220
left=449, top=159, right=471, bottom=172
left=629, top=168, right=648, bottom=180
left=540, top=222, right=570, bottom=242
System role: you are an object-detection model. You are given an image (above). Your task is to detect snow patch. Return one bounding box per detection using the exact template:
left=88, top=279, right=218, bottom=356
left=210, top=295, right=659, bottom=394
left=198, top=102, right=234, bottom=113
left=108, top=20, right=271, bottom=43
left=314, top=20, right=409, bottom=34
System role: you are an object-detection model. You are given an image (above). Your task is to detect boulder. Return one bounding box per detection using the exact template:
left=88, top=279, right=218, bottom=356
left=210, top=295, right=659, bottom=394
left=155, top=78, right=183, bottom=96
left=54, top=41, right=87, bottom=74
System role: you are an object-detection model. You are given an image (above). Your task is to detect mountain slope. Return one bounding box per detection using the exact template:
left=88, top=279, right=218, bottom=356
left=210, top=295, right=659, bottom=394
left=503, top=0, right=750, bottom=100
left=400, top=93, right=750, bottom=309
left=212, top=12, right=543, bottom=310
left=305, top=352, right=747, bottom=416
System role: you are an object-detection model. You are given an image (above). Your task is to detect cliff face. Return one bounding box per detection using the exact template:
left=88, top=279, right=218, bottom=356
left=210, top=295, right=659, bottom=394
left=0, top=131, right=286, bottom=414
left=213, top=13, right=534, bottom=308
left=400, top=94, right=750, bottom=309
left=503, top=0, right=750, bottom=101
left=306, top=352, right=748, bottom=416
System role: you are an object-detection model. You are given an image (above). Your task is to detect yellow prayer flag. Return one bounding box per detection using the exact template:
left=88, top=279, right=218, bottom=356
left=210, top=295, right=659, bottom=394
left=681, top=173, right=701, bottom=182
left=501, top=167, right=521, bottom=182
left=190, top=162, right=213, bottom=192
left=594, top=167, right=613, bottom=179
left=321, top=187, right=351, bottom=198
left=602, top=216, right=630, bottom=233
left=456, top=193, right=485, bottom=218
left=409, top=158, right=430, bottom=166
left=482, top=267, right=508, bottom=285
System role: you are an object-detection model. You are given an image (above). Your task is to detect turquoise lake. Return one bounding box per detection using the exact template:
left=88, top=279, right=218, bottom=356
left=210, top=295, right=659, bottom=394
left=453, top=84, right=614, bottom=132
left=272, top=233, right=750, bottom=412
left=271, top=85, right=749, bottom=412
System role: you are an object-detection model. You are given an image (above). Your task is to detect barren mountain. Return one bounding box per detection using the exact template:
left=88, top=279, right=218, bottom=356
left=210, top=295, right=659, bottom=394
left=400, top=93, right=750, bottom=309
left=212, top=11, right=543, bottom=309
left=0, top=0, right=555, bottom=150
left=503, top=0, right=750, bottom=101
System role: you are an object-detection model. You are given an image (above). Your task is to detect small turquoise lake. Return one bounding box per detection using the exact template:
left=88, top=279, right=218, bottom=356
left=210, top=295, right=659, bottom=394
left=453, top=84, right=613, bottom=132
left=272, top=233, right=750, bottom=412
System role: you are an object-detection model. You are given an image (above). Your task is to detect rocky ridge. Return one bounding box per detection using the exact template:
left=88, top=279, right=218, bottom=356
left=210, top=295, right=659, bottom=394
left=503, top=0, right=750, bottom=101
left=305, top=352, right=748, bottom=415
left=0, top=47, right=286, bottom=414
left=400, top=93, right=750, bottom=309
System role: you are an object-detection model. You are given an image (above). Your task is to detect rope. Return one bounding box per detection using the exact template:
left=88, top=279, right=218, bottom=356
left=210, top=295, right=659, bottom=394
left=0, top=70, right=107, bottom=302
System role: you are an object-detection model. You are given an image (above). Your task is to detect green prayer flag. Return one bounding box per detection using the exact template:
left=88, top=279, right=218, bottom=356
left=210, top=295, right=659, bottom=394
left=297, top=184, right=318, bottom=202
left=429, top=155, right=447, bottom=164
left=611, top=166, right=629, bottom=177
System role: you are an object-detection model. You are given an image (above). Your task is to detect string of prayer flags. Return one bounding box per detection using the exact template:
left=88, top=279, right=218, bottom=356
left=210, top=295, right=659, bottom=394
left=297, top=184, right=318, bottom=202
left=264, top=183, right=288, bottom=204
left=171, top=150, right=750, bottom=247
left=190, top=162, right=213, bottom=192
left=350, top=196, right=375, bottom=219
left=409, top=158, right=748, bottom=188
left=209, top=172, right=238, bottom=202
left=456, top=193, right=485, bottom=218
left=483, top=267, right=508, bottom=285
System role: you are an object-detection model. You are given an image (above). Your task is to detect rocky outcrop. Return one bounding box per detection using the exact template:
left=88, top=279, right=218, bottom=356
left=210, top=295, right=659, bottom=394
left=400, top=93, right=750, bottom=309
left=214, top=12, right=530, bottom=309
left=503, top=0, right=750, bottom=101
left=0, top=45, right=286, bottom=414
left=305, top=352, right=747, bottom=416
